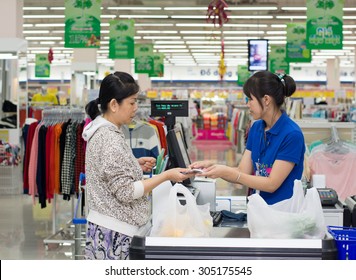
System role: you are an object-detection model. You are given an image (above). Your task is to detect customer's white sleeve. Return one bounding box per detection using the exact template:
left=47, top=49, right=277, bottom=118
left=133, top=181, right=144, bottom=199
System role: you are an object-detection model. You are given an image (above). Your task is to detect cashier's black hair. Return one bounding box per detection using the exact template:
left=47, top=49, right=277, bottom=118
left=85, top=71, right=140, bottom=120
left=243, top=70, right=296, bottom=109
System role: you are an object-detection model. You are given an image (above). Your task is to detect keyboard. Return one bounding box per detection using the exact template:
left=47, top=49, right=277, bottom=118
left=210, top=211, right=223, bottom=226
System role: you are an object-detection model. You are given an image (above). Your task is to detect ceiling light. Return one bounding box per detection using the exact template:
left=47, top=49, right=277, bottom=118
left=135, top=23, right=174, bottom=27
left=189, top=46, right=221, bottom=49
left=276, top=16, right=306, bottom=19
left=49, top=7, right=65, bottom=10
left=143, top=36, right=181, bottom=40
left=176, top=23, right=215, bottom=27
left=164, top=7, right=207, bottom=10
left=227, top=7, right=277, bottom=10
left=23, top=24, right=33, bottom=27
left=24, top=15, right=65, bottom=19
left=137, top=30, right=178, bottom=34
left=157, top=50, right=189, bottom=53
left=155, top=41, right=185, bottom=44
left=171, top=16, right=207, bottom=19
left=229, top=15, right=274, bottom=19
left=271, top=24, right=287, bottom=28
left=266, top=31, right=287, bottom=34
left=119, top=15, right=168, bottom=19
left=180, top=31, right=221, bottom=34
left=344, top=16, right=356, bottom=19
left=225, top=24, right=268, bottom=28
left=0, top=53, right=18, bottom=59
left=224, top=31, right=264, bottom=34
left=281, top=7, right=306, bottom=11
left=25, top=37, right=62, bottom=40
left=154, top=46, right=187, bottom=49
left=185, top=41, right=220, bottom=45
left=35, top=23, right=65, bottom=27
left=39, top=41, right=56, bottom=45
left=23, top=7, right=48, bottom=10
left=107, top=7, right=161, bottom=10
left=23, top=30, right=49, bottom=34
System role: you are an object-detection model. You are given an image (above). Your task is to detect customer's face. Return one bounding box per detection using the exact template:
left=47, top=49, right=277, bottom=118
left=116, top=94, right=138, bottom=125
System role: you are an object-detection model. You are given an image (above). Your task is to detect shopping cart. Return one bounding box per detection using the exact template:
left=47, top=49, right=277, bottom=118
left=72, top=173, right=87, bottom=260
left=327, top=226, right=356, bottom=260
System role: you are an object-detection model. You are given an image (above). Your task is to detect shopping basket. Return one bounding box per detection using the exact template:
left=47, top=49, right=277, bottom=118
left=72, top=173, right=87, bottom=260
left=327, top=226, right=356, bottom=260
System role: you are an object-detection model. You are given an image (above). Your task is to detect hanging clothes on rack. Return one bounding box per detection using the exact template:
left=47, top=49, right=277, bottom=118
left=122, top=120, right=160, bottom=159
left=309, top=126, right=356, bottom=201
left=23, top=108, right=86, bottom=207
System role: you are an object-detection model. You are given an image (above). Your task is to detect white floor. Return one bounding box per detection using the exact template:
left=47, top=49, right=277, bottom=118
left=0, top=141, right=245, bottom=260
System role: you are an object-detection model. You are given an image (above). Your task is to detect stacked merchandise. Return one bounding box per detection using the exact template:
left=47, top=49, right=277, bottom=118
left=0, top=140, right=21, bottom=194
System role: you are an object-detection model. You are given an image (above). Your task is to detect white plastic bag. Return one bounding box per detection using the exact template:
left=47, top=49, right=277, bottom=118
left=247, top=180, right=326, bottom=239
left=150, top=183, right=213, bottom=237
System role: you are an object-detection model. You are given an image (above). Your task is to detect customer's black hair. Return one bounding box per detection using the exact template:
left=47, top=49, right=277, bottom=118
left=85, top=71, right=140, bottom=120
left=243, top=70, right=296, bottom=109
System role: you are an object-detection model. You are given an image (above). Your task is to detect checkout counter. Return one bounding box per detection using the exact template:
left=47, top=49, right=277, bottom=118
left=130, top=179, right=339, bottom=260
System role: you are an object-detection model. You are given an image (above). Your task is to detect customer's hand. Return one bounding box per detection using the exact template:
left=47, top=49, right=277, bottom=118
left=189, top=160, right=216, bottom=170
left=164, top=168, right=195, bottom=183
left=138, top=157, right=156, bottom=173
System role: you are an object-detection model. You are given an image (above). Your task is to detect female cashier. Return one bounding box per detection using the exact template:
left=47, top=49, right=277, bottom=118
left=191, top=71, right=305, bottom=205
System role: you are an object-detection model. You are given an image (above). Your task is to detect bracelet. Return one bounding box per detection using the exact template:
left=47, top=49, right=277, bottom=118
left=236, top=171, right=242, bottom=183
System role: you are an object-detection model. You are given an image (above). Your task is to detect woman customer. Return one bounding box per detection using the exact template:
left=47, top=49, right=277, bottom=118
left=83, top=72, right=194, bottom=260
left=191, top=71, right=305, bottom=205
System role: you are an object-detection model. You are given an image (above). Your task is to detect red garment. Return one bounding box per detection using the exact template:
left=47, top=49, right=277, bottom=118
left=23, top=122, right=38, bottom=193
left=149, top=119, right=167, bottom=156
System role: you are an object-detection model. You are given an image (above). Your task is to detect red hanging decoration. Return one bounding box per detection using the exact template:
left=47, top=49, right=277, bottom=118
left=48, top=48, right=53, bottom=64
left=206, top=0, right=229, bottom=28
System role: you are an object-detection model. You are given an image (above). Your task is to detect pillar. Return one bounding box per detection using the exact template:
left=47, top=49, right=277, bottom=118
left=326, top=58, right=340, bottom=90
left=0, top=0, right=26, bottom=145
left=138, top=74, right=152, bottom=92
left=71, top=49, right=97, bottom=106
left=114, top=59, right=132, bottom=75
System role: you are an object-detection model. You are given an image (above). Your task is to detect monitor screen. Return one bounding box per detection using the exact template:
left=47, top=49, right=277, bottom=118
left=166, top=125, right=192, bottom=185
left=248, top=39, right=268, bottom=71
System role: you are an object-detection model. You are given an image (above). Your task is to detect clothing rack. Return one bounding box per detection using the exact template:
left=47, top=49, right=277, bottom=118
left=37, top=107, right=86, bottom=253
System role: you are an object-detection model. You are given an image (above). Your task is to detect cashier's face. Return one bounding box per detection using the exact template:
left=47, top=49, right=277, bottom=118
left=246, top=94, right=263, bottom=120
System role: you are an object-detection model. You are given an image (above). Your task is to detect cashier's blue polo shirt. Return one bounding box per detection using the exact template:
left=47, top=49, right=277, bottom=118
left=246, top=112, right=305, bottom=205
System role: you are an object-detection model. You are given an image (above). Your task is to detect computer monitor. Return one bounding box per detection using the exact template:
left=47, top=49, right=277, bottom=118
left=166, top=125, right=193, bottom=186
left=248, top=39, right=269, bottom=71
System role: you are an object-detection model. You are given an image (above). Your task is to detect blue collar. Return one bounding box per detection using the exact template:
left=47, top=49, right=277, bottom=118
left=262, top=111, right=288, bottom=135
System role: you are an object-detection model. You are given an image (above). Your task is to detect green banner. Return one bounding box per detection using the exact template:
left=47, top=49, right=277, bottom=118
left=134, top=44, right=154, bottom=74
left=109, top=19, right=135, bottom=59
left=149, top=54, right=165, bottom=77
left=269, top=45, right=289, bottom=74
left=237, top=65, right=250, bottom=86
left=35, top=54, right=50, bottom=78
left=64, top=0, right=101, bottom=48
left=286, top=23, right=312, bottom=63
left=306, top=0, right=344, bottom=49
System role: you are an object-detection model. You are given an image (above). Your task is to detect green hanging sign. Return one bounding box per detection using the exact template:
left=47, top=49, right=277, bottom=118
left=306, top=0, right=344, bottom=49
left=134, top=44, right=154, bottom=74
left=109, top=19, right=135, bottom=59
left=35, top=54, right=50, bottom=78
left=269, top=45, right=289, bottom=74
left=64, top=0, right=101, bottom=48
left=286, top=23, right=312, bottom=63
left=237, top=65, right=250, bottom=86
left=149, top=54, right=165, bottom=77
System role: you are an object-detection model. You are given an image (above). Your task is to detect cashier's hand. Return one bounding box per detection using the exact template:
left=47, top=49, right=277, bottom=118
left=189, top=160, right=216, bottom=170
left=198, top=164, right=227, bottom=179
left=138, top=157, right=156, bottom=173
left=164, top=168, right=195, bottom=183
